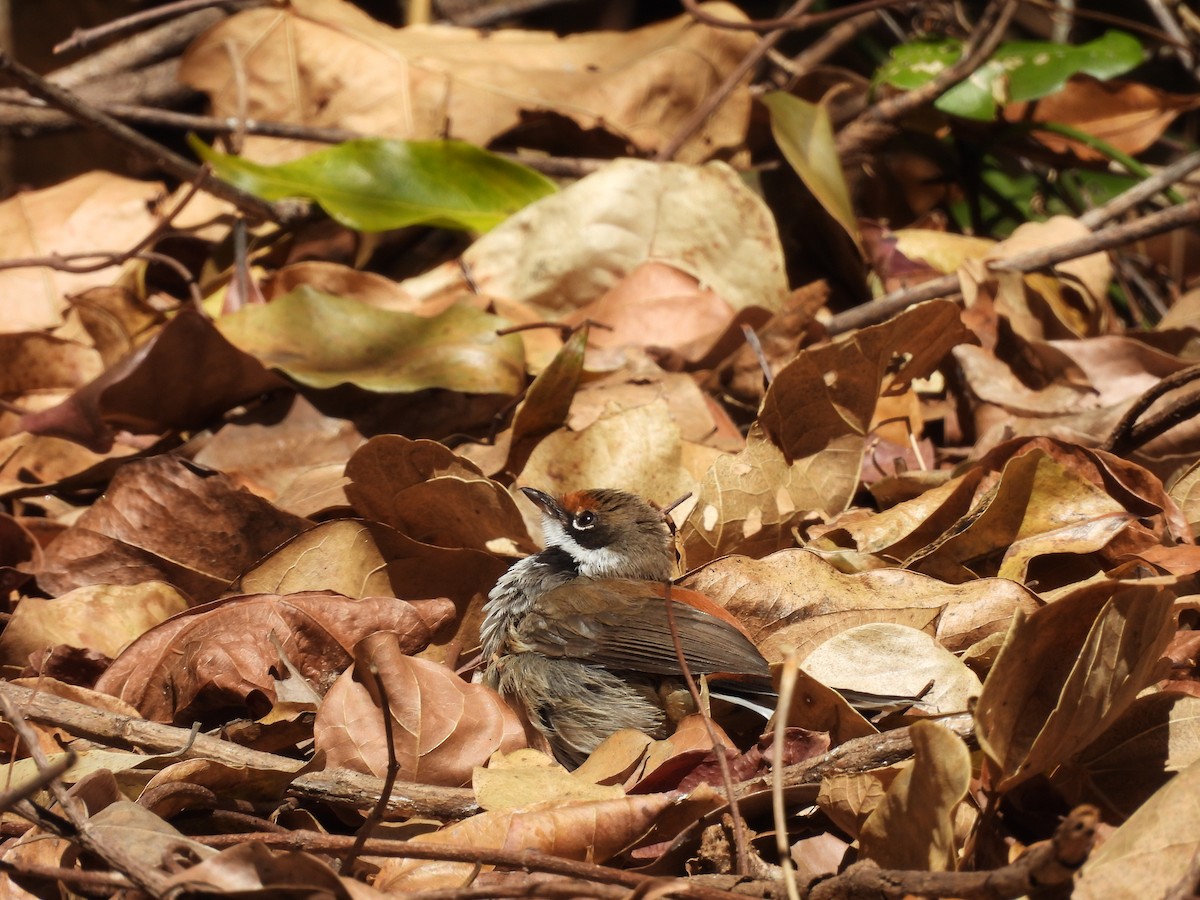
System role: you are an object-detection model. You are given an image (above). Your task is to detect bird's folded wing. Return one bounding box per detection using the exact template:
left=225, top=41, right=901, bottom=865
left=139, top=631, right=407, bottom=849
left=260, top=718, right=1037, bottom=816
left=518, top=580, right=770, bottom=679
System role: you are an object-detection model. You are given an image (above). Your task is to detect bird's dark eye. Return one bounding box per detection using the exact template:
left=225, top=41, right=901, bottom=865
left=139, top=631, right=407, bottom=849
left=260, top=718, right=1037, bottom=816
left=573, top=511, right=596, bottom=530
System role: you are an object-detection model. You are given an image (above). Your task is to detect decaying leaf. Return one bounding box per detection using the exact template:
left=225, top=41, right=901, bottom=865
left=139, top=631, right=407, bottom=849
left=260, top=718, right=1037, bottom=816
left=316, top=632, right=525, bottom=788
left=95, top=591, right=454, bottom=723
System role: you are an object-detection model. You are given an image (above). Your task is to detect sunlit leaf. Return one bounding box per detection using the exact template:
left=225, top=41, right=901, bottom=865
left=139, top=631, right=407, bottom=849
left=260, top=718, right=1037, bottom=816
left=191, top=136, right=557, bottom=232
left=876, top=30, right=1143, bottom=120
left=217, top=286, right=526, bottom=395
left=761, top=91, right=858, bottom=242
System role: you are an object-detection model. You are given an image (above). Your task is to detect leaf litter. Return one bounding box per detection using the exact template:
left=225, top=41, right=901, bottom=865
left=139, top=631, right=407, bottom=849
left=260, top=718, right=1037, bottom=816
left=1, top=0, right=1199, bottom=897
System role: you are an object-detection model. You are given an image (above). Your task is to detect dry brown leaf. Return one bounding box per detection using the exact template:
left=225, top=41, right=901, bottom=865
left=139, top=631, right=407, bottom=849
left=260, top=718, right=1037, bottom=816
left=1075, top=758, right=1200, bottom=899
left=1054, top=692, right=1200, bottom=819
left=0, top=432, right=142, bottom=498
left=0, top=513, right=39, bottom=598
left=679, top=428, right=863, bottom=566
left=63, top=286, right=165, bottom=366
left=345, top=435, right=534, bottom=555
left=975, top=579, right=1175, bottom=791
left=94, top=591, right=453, bottom=723
left=401, top=159, right=788, bottom=318
left=1011, top=75, right=1200, bottom=159
left=374, top=792, right=676, bottom=891
left=858, top=721, right=972, bottom=870
left=564, top=262, right=738, bottom=364
left=139, top=757, right=307, bottom=819
left=908, top=446, right=1130, bottom=584
left=802, top=623, right=981, bottom=715
left=20, top=308, right=287, bottom=453
left=192, top=393, right=364, bottom=515
left=234, top=519, right=506, bottom=653
left=315, top=632, right=526, bottom=788
left=474, top=748, right=624, bottom=810
left=817, top=766, right=901, bottom=840
left=681, top=299, right=971, bottom=565
left=0, top=582, right=189, bottom=672
left=0, top=173, right=164, bottom=332
left=520, top=399, right=702, bottom=510
left=0, top=333, right=103, bottom=439
left=568, top=350, right=744, bottom=451
left=35, top=455, right=311, bottom=603
left=681, top=550, right=1038, bottom=663
left=181, top=1, right=755, bottom=165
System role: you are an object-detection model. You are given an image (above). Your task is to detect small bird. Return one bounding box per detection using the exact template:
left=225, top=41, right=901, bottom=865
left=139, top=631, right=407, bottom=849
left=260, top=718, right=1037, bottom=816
left=480, top=487, right=772, bottom=766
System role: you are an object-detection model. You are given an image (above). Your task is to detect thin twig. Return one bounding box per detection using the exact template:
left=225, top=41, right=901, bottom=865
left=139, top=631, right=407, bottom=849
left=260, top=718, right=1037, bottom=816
left=54, top=0, right=261, bottom=54
left=769, top=11, right=883, bottom=81
left=1080, top=149, right=1200, bottom=229
left=0, top=691, right=173, bottom=895
left=661, top=581, right=752, bottom=877
left=836, top=0, right=1020, bottom=159
left=343, top=661, right=400, bottom=872
left=772, top=651, right=802, bottom=900
left=656, top=0, right=815, bottom=162
left=0, top=50, right=295, bottom=225
left=831, top=196, right=1200, bottom=335
left=1101, top=363, right=1200, bottom=455
left=680, top=0, right=913, bottom=33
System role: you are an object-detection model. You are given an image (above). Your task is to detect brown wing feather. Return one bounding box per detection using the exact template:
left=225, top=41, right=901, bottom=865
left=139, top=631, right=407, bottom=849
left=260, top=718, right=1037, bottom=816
left=517, top=579, right=770, bottom=679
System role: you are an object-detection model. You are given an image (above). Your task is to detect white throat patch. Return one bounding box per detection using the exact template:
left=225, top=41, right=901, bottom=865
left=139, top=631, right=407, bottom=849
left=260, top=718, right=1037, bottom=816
left=542, top=518, right=626, bottom=578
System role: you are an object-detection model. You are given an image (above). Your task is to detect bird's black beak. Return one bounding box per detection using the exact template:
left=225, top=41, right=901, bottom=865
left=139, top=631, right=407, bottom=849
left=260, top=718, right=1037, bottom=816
left=520, top=487, right=565, bottom=521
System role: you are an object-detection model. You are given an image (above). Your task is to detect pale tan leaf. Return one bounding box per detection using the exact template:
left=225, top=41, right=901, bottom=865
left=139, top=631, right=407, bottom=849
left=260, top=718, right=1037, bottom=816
left=858, top=721, right=972, bottom=870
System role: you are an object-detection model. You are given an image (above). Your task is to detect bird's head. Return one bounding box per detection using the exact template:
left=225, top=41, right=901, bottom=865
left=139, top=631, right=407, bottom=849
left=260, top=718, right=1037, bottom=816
left=521, top=487, right=675, bottom=581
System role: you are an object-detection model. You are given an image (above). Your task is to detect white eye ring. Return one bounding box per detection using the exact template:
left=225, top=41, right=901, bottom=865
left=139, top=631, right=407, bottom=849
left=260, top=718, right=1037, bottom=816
left=573, top=511, right=596, bottom=530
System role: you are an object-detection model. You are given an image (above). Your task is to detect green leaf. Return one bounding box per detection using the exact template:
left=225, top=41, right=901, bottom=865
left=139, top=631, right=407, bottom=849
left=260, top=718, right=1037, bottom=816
left=216, top=286, right=526, bottom=395
left=876, top=30, right=1143, bottom=120
left=761, top=91, right=859, bottom=242
left=191, top=136, right=557, bottom=232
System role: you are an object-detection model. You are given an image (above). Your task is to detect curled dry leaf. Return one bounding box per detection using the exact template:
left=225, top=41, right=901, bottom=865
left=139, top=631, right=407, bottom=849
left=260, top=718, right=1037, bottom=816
left=975, top=579, right=1175, bottom=792
left=234, top=519, right=507, bottom=653
left=0, top=433, right=142, bottom=499
left=0, top=332, right=102, bottom=428
left=681, top=300, right=971, bottom=565
left=35, top=455, right=311, bottom=603
left=1010, top=75, right=1200, bottom=160
left=314, top=632, right=526, bottom=788
left=374, top=792, right=676, bottom=892
left=95, top=591, right=454, bottom=724
left=21, top=309, right=287, bottom=453
left=858, top=721, right=972, bottom=871
left=344, top=435, right=534, bottom=555
left=139, top=757, right=306, bottom=819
